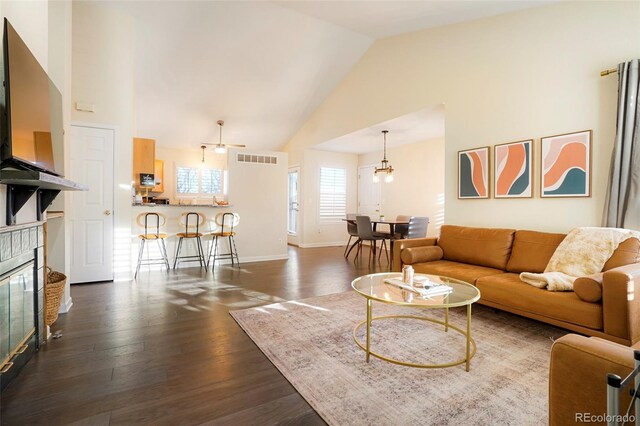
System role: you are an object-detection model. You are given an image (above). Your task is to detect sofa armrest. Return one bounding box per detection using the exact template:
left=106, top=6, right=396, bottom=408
left=549, top=334, right=633, bottom=426
left=602, top=263, right=640, bottom=345
left=392, top=237, right=438, bottom=272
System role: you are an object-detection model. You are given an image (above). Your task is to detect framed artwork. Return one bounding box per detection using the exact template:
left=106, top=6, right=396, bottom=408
left=541, top=130, right=592, bottom=198
left=458, top=146, right=490, bottom=199
left=494, top=139, right=533, bottom=198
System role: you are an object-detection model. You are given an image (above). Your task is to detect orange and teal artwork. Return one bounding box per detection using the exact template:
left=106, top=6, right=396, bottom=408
left=541, top=130, right=591, bottom=198
left=494, top=140, right=533, bottom=198
left=458, top=146, right=489, bottom=199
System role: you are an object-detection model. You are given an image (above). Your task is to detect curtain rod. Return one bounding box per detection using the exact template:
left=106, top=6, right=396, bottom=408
left=601, top=68, right=617, bottom=77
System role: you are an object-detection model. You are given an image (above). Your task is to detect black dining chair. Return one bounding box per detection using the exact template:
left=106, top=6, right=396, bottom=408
left=344, top=213, right=359, bottom=258
left=407, top=217, right=429, bottom=239
left=355, top=215, right=389, bottom=264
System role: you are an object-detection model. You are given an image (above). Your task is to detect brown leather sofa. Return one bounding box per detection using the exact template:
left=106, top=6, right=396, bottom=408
left=392, top=225, right=640, bottom=346
left=549, top=334, right=638, bottom=425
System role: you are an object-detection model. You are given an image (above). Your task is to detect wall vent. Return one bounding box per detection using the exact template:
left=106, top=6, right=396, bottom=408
left=236, top=153, right=278, bottom=165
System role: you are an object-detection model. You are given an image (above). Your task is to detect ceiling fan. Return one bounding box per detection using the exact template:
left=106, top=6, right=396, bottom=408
left=202, top=120, right=246, bottom=154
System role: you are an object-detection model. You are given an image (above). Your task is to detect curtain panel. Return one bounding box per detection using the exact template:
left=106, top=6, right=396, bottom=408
left=603, top=59, right=640, bottom=229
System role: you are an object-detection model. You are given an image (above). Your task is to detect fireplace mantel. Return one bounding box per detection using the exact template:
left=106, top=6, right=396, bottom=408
left=0, top=169, right=87, bottom=226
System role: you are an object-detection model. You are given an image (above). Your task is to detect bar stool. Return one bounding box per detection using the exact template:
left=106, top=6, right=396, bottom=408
left=173, top=212, right=208, bottom=271
left=207, top=212, right=240, bottom=269
left=135, top=212, right=170, bottom=278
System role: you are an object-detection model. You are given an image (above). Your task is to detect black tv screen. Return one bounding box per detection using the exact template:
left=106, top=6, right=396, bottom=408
left=0, top=18, right=63, bottom=176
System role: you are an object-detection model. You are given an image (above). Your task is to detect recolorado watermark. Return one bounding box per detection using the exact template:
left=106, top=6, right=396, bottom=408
left=576, top=413, right=636, bottom=423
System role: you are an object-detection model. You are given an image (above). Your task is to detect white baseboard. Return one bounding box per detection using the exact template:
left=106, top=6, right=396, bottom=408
left=298, top=242, right=345, bottom=248
left=59, top=296, right=73, bottom=313
left=239, top=254, right=289, bottom=263
left=209, top=254, right=290, bottom=265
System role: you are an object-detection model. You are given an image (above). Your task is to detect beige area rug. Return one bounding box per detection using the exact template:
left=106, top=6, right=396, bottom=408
left=230, top=291, right=567, bottom=426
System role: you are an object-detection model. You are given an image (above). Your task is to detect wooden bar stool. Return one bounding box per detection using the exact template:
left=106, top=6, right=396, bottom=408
left=135, top=212, right=170, bottom=278
left=207, top=212, right=240, bottom=270
left=173, top=212, right=208, bottom=271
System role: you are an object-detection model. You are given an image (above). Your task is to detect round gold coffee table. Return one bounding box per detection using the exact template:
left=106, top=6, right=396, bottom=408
left=351, top=272, right=480, bottom=371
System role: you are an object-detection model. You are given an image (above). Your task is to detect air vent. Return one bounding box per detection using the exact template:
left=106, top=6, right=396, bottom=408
left=236, top=153, right=278, bottom=165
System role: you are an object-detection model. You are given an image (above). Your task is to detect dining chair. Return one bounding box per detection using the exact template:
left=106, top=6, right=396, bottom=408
left=393, top=215, right=412, bottom=239
left=344, top=213, right=359, bottom=257
left=207, top=212, right=241, bottom=270
left=134, top=212, right=170, bottom=278
left=407, top=216, right=430, bottom=239
left=173, top=212, right=208, bottom=271
left=355, top=215, right=389, bottom=264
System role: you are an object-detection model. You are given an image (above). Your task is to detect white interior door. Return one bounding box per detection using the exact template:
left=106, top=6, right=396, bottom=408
left=69, top=125, right=114, bottom=283
left=358, top=165, right=381, bottom=217
left=287, top=167, right=300, bottom=246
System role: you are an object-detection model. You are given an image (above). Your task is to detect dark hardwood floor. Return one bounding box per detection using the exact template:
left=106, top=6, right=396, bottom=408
left=0, top=245, right=388, bottom=425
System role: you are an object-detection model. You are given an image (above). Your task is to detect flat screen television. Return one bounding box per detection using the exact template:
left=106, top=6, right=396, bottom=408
left=0, top=18, right=63, bottom=176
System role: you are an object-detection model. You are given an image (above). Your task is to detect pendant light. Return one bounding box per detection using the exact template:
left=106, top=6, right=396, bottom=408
left=373, top=130, right=394, bottom=183
left=200, top=145, right=207, bottom=168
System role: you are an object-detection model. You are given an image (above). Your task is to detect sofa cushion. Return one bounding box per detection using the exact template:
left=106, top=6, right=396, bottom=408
left=476, top=273, right=602, bottom=330
left=506, top=230, right=566, bottom=273
left=412, top=260, right=504, bottom=285
left=401, top=246, right=443, bottom=265
left=574, top=273, right=603, bottom=303
left=437, top=225, right=515, bottom=270
left=603, top=238, right=640, bottom=271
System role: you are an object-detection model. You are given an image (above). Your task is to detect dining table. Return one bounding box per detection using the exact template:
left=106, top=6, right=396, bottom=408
left=343, top=218, right=410, bottom=268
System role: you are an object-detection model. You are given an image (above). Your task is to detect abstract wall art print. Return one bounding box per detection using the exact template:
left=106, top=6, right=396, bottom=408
left=541, top=130, right=591, bottom=198
left=458, top=146, right=490, bottom=199
left=494, top=139, right=533, bottom=198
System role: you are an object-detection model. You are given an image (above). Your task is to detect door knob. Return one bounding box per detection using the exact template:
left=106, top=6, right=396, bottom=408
left=104, top=210, right=111, bottom=216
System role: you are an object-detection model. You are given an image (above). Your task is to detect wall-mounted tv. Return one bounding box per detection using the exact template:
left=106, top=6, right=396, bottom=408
left=0, top=18, right=63, bottom=176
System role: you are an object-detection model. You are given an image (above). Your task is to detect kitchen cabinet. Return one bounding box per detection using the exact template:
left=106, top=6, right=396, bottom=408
left=152, top=159, right=164, bottom=193
left=133, top=138, right=155, bottom=185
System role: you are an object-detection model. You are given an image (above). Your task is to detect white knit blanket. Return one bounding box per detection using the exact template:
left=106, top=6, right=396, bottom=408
left=520, top=227, right=640, bottom=291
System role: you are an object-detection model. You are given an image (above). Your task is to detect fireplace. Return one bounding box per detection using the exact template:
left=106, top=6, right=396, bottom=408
left=0, top=224, right=44, bottom=391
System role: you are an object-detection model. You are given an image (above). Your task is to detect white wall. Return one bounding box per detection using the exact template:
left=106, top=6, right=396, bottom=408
left=226, top=148, right=288, bottom=261
left=300, top=149, right=358, bottom=247
left=285, top=1, right=640, bottom=233
left=46, top=0, right=73, bottom=311
left=72, top=2, right=135, bottom=280
left=359, top=138, right=444, bottom=237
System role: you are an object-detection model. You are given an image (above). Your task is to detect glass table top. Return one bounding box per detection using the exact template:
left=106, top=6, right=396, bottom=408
left=351, top=273, right=480, bottom=308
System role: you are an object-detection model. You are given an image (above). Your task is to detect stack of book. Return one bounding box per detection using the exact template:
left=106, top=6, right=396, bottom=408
left=384, top=278, right=453, bottom=298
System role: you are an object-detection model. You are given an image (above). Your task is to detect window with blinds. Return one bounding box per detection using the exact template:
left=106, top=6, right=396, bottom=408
left=176, top=167, right=224, bottom=195
left=319, top=167, right=347, bottom=223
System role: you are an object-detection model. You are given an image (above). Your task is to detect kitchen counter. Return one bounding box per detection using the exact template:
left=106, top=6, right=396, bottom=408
left=132, top=203, right=231, bottom=208
left=131, top=203, right=234, bottom=234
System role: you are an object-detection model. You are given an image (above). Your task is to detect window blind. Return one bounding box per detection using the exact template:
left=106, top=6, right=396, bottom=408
left=319, top=167, right=347, bottom=223
left=176, top=167, right=224, bottom=195
left=201, top=168, right=223, bottom=194
left=176, top=167, right=199, bottom=194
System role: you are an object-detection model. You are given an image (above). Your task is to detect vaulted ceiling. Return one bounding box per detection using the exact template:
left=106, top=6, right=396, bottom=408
left=112, top=1, right=553, bottom=151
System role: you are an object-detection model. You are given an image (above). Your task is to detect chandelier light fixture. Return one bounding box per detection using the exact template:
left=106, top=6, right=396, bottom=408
left=373, top=130, right=394, bottom=183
